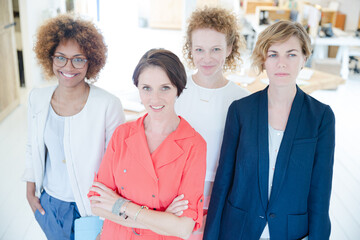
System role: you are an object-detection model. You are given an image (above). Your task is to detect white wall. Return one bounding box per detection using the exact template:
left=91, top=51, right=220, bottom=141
left=19, top=0, right=66, bottom=89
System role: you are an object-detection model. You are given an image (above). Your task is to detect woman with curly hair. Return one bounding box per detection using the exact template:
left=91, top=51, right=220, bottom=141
left=174, top=7, right=250, bottom=239
left=22, top=14, right=125, bottom=240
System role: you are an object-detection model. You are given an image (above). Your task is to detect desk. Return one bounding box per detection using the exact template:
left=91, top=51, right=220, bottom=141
left=240, top=68, right=345, bottom=94
left=312, top=36, right=360, bottom=79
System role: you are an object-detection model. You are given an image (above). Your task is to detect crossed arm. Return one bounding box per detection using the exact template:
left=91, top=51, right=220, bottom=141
left=89, top=182, right=194, bottom=239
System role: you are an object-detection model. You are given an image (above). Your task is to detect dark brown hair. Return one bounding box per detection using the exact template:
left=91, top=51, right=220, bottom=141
left=133, top=49, right=187, bottom=96
left=34, top=13, right=107, bottom=80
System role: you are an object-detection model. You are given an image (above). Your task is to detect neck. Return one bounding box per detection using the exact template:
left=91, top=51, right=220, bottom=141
left=267, top=84, right=297, bottom=108
left=54, top=82, right=89, bottom=102
left=144, top=113, right=180, bottom=136
left=192, top=71, right=228, bottom=89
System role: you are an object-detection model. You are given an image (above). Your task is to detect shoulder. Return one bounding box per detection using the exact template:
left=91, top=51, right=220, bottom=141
left=90, top=85, right=120, bottom=103
left=29, top=85, right=55, bottom=101
left=226, top=81, right=251, bottom=99
left=28, top=85, right=56, bottom=112
left=89, top=85, right=122, bottom=111
left=179, top=117, right=206, bottom=146
left=301, top=91, right=334, bottom=121
left=111, top=116, right=141, bottom=139
left=230, top=89, right=262, bottom=109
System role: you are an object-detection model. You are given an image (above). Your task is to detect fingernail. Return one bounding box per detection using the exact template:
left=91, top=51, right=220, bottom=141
left=41, top=211, right=45, bottom=215
left=185, top=200, right=189, bottom=204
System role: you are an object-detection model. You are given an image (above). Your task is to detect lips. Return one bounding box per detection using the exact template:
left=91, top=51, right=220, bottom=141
left=201, top=65, right=215, bottom=70
left=275, top=73, right=290, bottom=77
left=60, top=71, right=79, bottom=78
left=150, top=105, right=164, bottom=110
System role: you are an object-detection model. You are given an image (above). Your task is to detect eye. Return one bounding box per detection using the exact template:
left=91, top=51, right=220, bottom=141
left=55, top=56, right=66, bottom=61
left=73, top=58, right=86, bottom=63
left=213, top=47, right=221, bottom=52
left=161, top=85, right=171, bottom=91
left=195, top=48, right=203, bottom=52
left=288, top=54, right=297, bottom=57
left=268, top=54, right=277, bottom=58
left=142, top=86, right=150, bottom=91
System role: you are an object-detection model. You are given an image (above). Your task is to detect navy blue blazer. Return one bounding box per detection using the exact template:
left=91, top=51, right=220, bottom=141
left=204, top=86, right=335, bottom=240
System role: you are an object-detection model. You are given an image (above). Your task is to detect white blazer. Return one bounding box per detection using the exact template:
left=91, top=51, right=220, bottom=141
left=22, top=84, right=125, bottom=216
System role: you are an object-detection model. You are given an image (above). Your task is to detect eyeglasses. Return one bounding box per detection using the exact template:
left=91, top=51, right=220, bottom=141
left=52, top=56, right=88, bottom=69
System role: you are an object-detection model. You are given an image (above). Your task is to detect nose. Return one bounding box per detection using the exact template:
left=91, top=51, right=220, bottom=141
left=277, top=56, right=287, bottom=68
left=200, top=50, right=212, bottom=61
left=152, top=90, right=161, bottom=102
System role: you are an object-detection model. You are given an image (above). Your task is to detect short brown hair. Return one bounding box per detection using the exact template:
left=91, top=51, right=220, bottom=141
left=183, top=7, right=246, bottom=72
left=251, top=20, right=312, bottom=74
left=132, top=49, right=187, bottom=97
left=34, top=14, right=107, bottom=80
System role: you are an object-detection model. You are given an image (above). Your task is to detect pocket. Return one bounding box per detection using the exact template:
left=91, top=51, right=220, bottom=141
left=287, top=212, right=308, bottom=240
left=219, top=200, right=248, bottom=239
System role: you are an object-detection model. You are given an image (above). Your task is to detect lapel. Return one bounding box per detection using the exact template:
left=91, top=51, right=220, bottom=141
left=34, top=86, right=57, bottom=166
left=152, top=117, right=191, bottom=169
left=125, top=116, right=192, bottom=182
left=258, top=87, right=270, bottom=211
left=268, top=86, right=304, bottom=209
left=125, top=115, right=158, bottom=182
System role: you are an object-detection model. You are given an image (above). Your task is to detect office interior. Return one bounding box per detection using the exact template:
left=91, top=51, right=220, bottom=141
left=0, top=0, right=359, bottom=239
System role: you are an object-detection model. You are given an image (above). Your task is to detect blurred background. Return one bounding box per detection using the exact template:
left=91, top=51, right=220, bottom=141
left=0, top=0, right=359, bottom=239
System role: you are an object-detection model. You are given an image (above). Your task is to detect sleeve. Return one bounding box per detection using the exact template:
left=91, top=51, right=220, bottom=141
left=177, top=135, right=207, bottom=232
left=105, top=97, right=125, bottom=150
left=87, top=127, right=120, bottom=198
left=22, top=90, right=35, bottom=182
left=203, top=102, right=241, bottom=239
left=308, top=105, right=335, bottom=239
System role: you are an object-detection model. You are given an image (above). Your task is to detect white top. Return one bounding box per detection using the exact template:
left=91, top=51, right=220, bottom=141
left=260, top=124, right=284, bottom=238
left=43, top=106, right=75, bottom=202
left=175, top=75, right=250, bottom=203
left=23, top=84, right=125, bottom=216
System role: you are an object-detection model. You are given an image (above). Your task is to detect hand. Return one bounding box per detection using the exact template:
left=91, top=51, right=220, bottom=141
left=27, top=194, right=45, bottom=215
left=26, top=182, right=45, bottom=215
left=165, top=194, right=189, bottom=216
left=88, top=181, right=122, bottom=212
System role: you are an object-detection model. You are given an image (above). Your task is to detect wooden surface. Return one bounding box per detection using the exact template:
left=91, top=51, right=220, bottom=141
left=242, top=68, right=346, bottom=94
left=0, top=0, right=20, bottom=122
left=243, top=0, right=274, bottom=14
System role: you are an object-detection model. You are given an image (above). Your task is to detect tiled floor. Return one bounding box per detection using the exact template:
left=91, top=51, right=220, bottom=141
left=1, top=23, right=360, bottom=240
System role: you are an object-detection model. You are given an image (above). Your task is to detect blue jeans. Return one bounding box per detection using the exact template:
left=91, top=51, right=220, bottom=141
left=35, top=191, right=80, bottom=240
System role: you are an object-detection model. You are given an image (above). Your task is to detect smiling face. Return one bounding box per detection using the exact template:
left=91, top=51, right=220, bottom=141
left=191, top=28, right=231, bottom=78
left=264, top=36, right=306, bottom=87
left=138, top=66, right=178, bottom=119
left=52, top=39, right=88, bottom=88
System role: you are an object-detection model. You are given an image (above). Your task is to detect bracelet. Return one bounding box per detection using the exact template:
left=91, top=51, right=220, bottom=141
left=112, top=198, right=129, bottom=217
left=134, top=205, right=149, bottom=221
left=122, top=201, right=131, bottom=219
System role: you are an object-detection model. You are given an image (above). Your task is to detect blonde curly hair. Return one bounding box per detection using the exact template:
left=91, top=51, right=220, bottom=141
left=34, top=14, right=107, bottom=81
left=183, top=7, right=246, bottom=72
